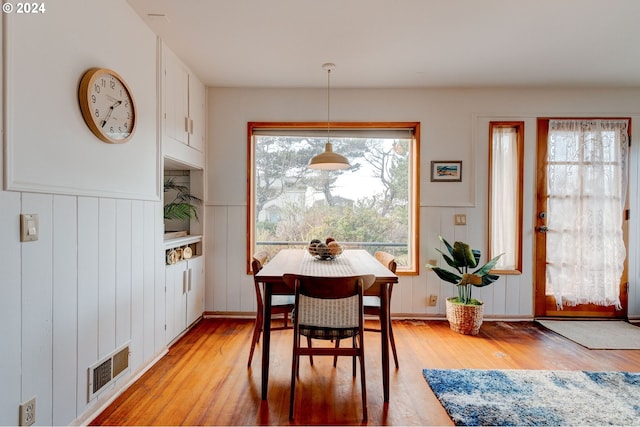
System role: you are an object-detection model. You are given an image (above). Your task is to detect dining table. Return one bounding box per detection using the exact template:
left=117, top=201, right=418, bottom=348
left=255, top=248, right=399, bottom=402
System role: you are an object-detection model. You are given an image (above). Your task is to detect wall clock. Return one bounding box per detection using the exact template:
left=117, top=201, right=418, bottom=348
left=78, top=68, right=137, bottom=144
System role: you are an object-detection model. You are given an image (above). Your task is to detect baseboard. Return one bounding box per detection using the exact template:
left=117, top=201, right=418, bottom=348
left=204, top=311, right=534, bottom=322
left=204, top=311, right=255, bottom=319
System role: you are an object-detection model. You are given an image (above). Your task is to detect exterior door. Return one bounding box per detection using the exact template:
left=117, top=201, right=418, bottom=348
left=534, top=118, right=629, bottom=318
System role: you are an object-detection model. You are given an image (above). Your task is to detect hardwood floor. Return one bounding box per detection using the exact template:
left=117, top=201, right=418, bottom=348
left=90, top=318, right=640, bottom=426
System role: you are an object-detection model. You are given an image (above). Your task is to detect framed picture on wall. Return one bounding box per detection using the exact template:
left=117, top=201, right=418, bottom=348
left=431, top=161, right=462, bottom=182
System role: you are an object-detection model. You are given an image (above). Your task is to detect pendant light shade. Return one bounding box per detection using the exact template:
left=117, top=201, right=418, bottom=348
left=308, top=142, right=350, bottom=170
left=308, top=63, right=350, bottom=170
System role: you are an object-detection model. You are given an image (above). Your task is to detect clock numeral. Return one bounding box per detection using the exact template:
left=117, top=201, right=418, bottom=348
left=93, top=84, right=101, bottom=94
left=91, top=94, right=96, bottom=104
left=94, top=108, right=100, bottom=118
left=110, top=80, right=116, bottom=90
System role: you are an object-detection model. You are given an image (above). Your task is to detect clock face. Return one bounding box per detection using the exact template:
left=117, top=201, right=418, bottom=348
left=79, top=68, right=136, bottom=143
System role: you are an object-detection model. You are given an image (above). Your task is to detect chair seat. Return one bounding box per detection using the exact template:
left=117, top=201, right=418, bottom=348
left=272, top=295, right=295, bottom=307
left=363, top=295, right=381, bottom=309
left=299, top=325, right=358, bottom=340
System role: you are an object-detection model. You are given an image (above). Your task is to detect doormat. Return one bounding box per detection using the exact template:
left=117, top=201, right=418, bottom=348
left=537, top=320, right=640, bottom=349
left=422, top=369, right=640, bottom=426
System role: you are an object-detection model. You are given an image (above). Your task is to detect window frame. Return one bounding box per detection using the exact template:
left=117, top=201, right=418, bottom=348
left=247, top=121, right=420, bottom=275
left=488, top=121, right=524, bottom=274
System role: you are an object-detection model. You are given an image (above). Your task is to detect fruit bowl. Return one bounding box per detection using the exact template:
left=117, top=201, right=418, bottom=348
left=307, top=237, right=343, bottom=260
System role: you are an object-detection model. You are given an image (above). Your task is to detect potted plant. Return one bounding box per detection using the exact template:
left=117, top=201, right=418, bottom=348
left=426, top=236, right=503, bottom=335
left=163, top=177, right=201, bottom=232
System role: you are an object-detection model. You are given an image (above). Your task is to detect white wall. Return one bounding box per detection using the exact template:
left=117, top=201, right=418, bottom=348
left=205, top=87, right=640, bottom=319
left=0, top=1, right=165, bottom=425
left=4, top=1, right=159, bottom=199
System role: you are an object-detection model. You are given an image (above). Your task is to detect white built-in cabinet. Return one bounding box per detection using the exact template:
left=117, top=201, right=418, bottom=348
left=162, top=43, right=206, bottom=169
left=161, top=40, right=207, bottom=344
left=165, top=239, right=204, bottom=344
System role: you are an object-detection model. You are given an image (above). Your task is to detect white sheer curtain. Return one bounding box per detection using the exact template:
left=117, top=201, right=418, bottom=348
left=491, top=127, right=518, bottom=270
left=546, top=119, right=629, bottom=309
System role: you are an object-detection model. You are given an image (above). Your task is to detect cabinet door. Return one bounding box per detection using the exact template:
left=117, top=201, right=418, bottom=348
left=165, top=262, right=188, bottom=343
left=188, top=75, right=205, bottom=152
left=186, top=256, right=205, bottom=326
left=164, top=47, right=189, bottom=146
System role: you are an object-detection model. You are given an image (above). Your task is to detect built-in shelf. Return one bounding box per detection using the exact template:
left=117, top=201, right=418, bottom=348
left=164, top=234, right=202, bottom=250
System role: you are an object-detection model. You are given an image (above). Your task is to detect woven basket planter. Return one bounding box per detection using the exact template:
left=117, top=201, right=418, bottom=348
left=445, top=297, right=484, bottom=335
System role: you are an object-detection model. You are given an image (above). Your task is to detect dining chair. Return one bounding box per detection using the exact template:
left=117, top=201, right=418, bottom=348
left=283, top=273, right=375, bottom=422
left=333, top=251, right=399, bottom=369
left=247, top=251, right=295, bottom=367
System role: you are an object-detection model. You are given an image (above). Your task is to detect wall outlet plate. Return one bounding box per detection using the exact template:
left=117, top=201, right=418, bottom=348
left=19, top=397, right=36, bottom=426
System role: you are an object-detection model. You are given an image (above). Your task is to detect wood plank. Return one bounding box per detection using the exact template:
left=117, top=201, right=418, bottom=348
left=130, top=201, right=145, bottom=371
left=99, top=198, right=117, bottom=358
left=77, top=197, right=100, bottom=413
left=142, top=201, right=156, bottom=360
left=52, top=195, right=78, bottom=425
left=115, top=200, right=132, bottom=348
left=21, top=193, right=54, bottom=425
left=0, top=190, right=21, bottom=425
left=90, top=318, right=640, bottom=426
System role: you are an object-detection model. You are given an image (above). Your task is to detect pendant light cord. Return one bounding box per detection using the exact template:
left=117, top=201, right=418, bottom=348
left=327, top=66, right=331, bottom=143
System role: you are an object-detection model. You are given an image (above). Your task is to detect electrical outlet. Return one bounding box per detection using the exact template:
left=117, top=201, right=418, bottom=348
left=428, top=295, right=438, bottom=306
left=19, top=397, right=36, bottom=426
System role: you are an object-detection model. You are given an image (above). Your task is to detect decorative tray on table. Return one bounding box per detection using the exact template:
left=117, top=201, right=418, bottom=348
left=307, top=237, right=343, bottom=261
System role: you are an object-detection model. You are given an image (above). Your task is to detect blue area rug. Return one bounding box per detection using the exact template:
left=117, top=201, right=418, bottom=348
left=423, top=369, right=640, bottom=426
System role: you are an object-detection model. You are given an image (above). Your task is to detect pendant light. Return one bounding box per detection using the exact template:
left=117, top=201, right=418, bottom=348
left=308, top=63, right=350, bottom=170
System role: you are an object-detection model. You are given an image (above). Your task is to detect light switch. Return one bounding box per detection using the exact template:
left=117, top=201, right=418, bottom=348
left=20, top=214, right=39, bottom=242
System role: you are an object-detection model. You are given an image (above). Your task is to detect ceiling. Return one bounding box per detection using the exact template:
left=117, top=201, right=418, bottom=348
left=126, top=0, right=640, bottom=89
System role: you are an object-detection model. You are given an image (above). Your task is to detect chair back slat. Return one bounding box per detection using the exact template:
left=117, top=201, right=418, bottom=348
left=298, top=294, right=360, bottom=328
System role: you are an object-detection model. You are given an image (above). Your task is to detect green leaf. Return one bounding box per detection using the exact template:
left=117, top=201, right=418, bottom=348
left=436, top=248, right=460, bottom=272
left=164, top=203, right=199, bottom=220
left=472, top=254, right=504, bottom=277
left=439, top=236, right=455, bottom=258
left=452, top=241, right=478, bottom=268
left=429, top=267, right=462, bottom=284
left=163, top=178, right=201, bottom=221
left=471, top=249, right=481, bottom=267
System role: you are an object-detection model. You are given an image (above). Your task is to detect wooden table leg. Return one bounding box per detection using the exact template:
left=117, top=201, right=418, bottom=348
left=261, top=283, right=272, bottom=400
left=381, top=283, right=390, bottom=402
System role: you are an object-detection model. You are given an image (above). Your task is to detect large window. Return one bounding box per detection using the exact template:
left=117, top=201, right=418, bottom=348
left=247, top=122, right=420, bottom=274
left=488, top=121, right=524, bottom=273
